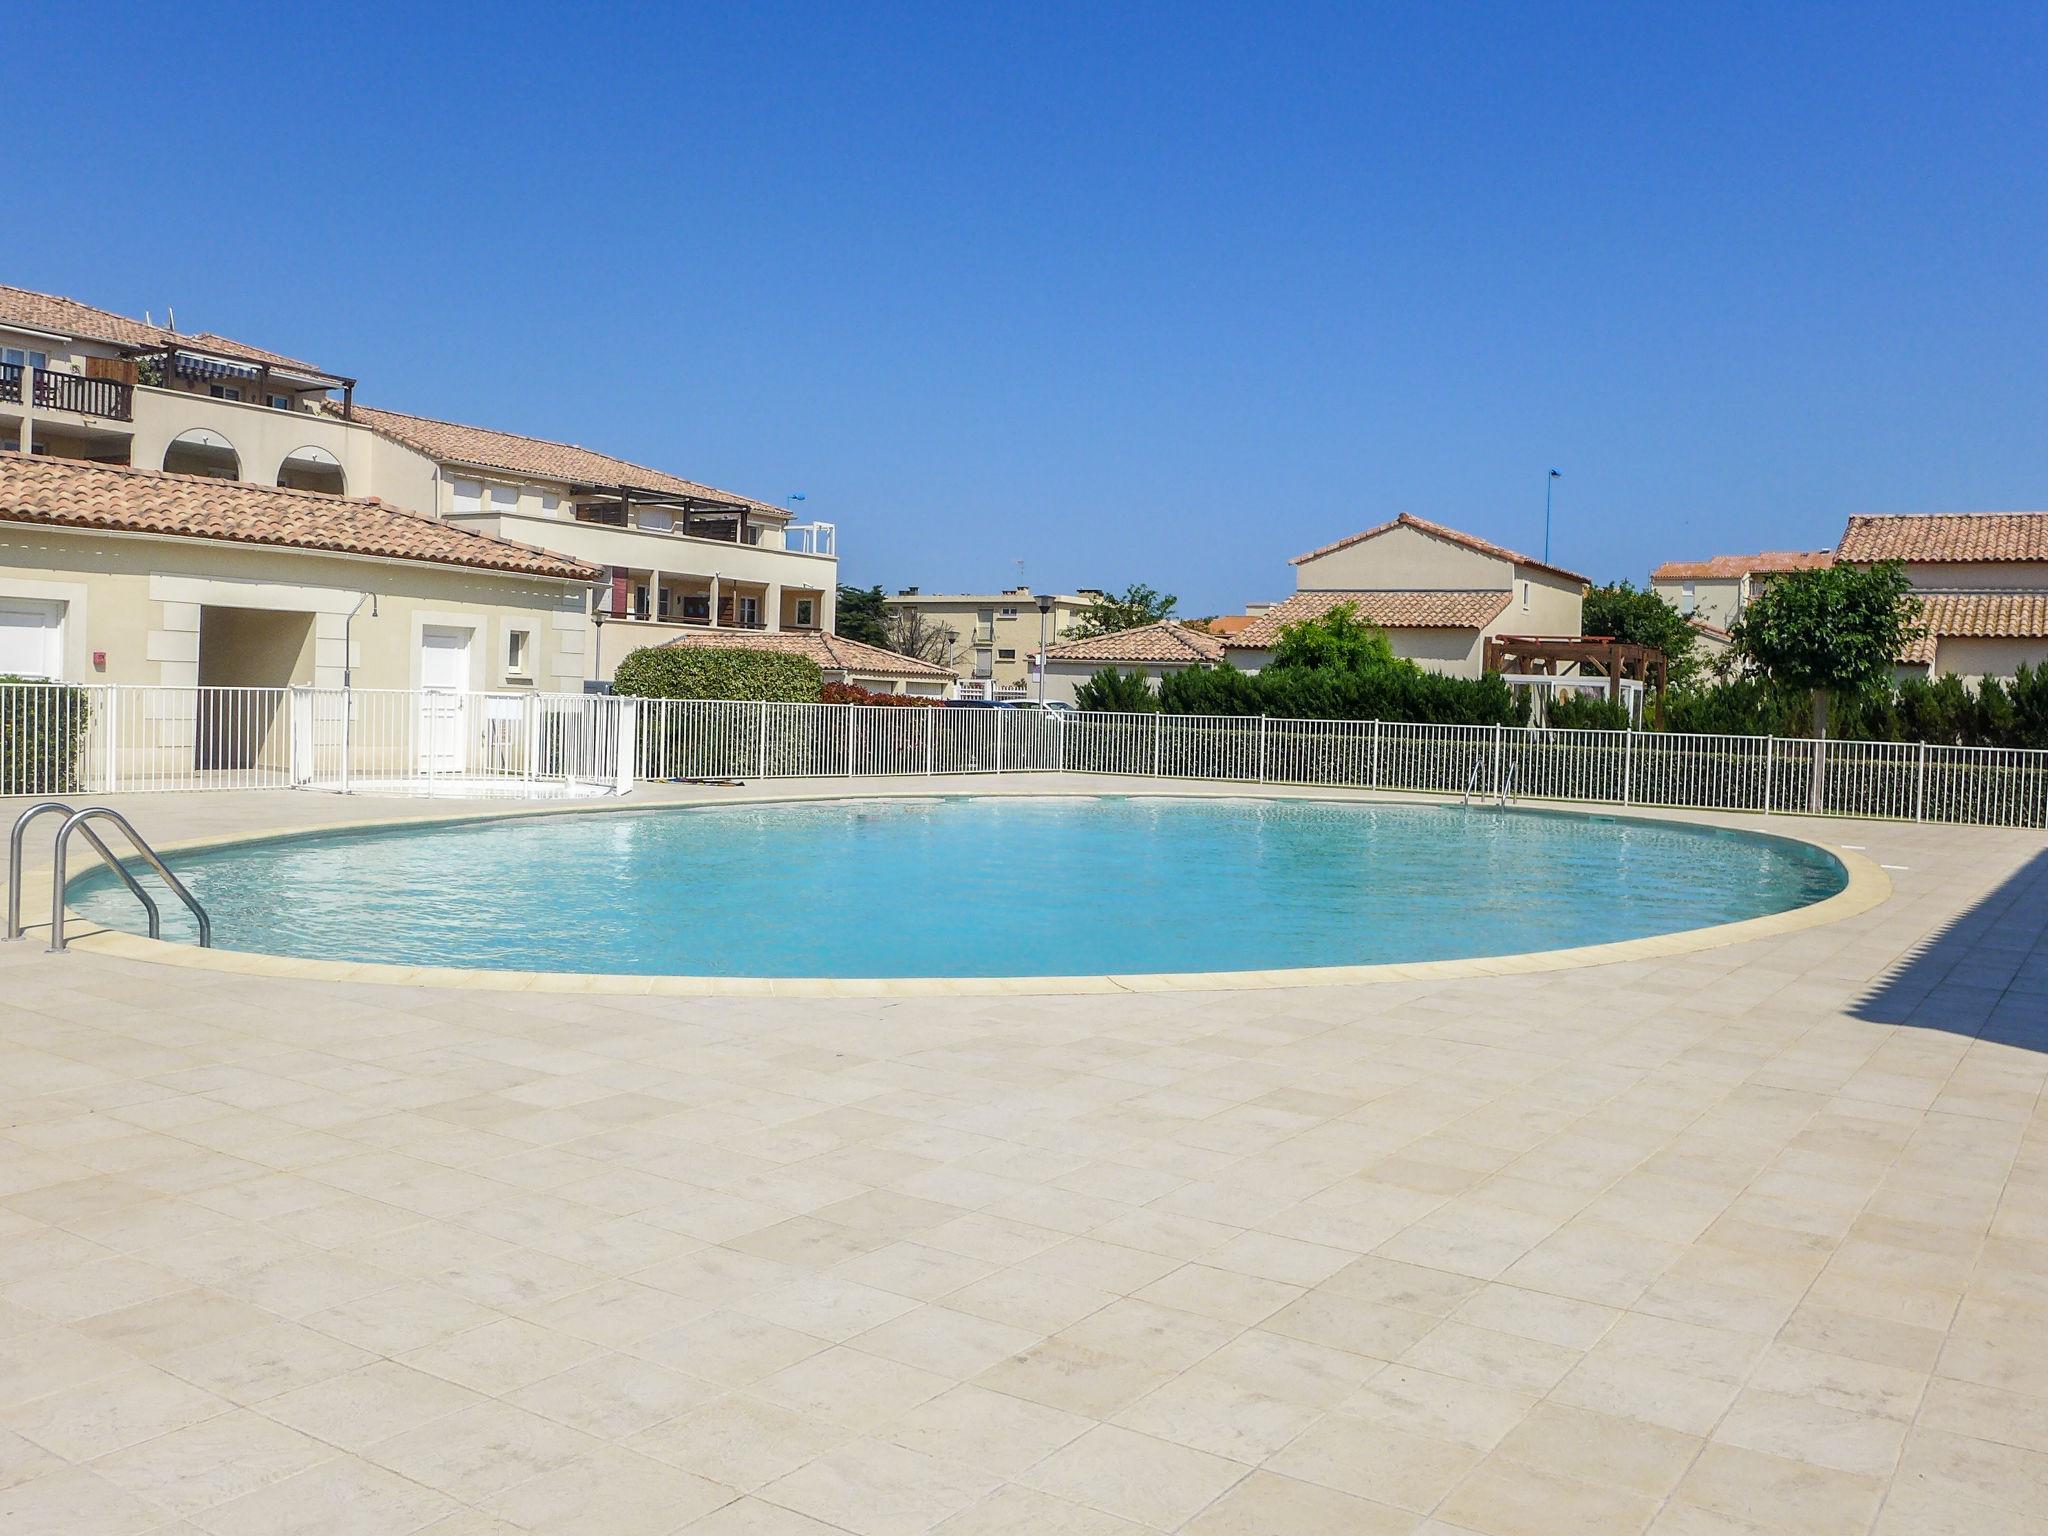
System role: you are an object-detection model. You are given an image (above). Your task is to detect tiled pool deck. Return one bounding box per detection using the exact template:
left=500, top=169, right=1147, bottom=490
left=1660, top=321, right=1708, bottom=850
left=0, top=780, right=2042, bottom=1535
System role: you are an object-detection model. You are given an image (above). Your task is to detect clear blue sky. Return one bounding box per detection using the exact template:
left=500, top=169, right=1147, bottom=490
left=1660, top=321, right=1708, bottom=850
left=21, top=2, right=2045, bottom=613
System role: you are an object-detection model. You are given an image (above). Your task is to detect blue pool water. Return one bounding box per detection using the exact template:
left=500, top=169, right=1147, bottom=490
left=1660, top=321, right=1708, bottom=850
left=69, top=796, right=1847, bottom=978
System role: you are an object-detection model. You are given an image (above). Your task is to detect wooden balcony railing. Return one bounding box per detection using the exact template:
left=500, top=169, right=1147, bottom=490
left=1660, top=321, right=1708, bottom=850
left=31, top=369, right=134, bottom=421
left=0, top=362, right=20, bottom=404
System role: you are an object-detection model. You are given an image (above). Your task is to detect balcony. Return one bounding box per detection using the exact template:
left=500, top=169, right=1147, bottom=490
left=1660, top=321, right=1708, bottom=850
left=29, top=368, right=134, bottom=422
left=0, top=362, right=17, bottom=404
left=786, top=521, right=836, bottom=557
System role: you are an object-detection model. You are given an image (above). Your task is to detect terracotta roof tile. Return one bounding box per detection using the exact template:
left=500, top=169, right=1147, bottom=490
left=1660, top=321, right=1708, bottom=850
left=337, top=402, right=782, bottom=510
left=1652, top=551, right=1834, bottom=581
left=0, top=452, right=598, bottom=583
left=1897, top=592, right=2048, bottom=666
left=1223, top=589, right=1513, bottom=647
left=1838, top=512, right=2048, bottom=564
left=1046, top=621, right=1227, bottom=665
left=655, top=627, right=954, bottom=680
left=0, top=284, right=339, bottom=380
left=1291, top=512, right=1589, bottom=586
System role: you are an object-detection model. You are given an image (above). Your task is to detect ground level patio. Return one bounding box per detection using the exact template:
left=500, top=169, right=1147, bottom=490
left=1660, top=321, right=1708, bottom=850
left=0, top=779, right=2042, bottom=1534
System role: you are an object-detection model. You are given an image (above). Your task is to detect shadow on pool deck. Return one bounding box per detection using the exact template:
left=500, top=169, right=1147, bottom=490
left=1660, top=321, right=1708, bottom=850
left=1850, top=846, right=2048, bottom=1048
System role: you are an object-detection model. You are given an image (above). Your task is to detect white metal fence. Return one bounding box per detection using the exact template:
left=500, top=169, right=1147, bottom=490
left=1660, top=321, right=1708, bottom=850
left=2, top=683, right=634, bottom=798
left=6, top=685, right=2047, bottom=827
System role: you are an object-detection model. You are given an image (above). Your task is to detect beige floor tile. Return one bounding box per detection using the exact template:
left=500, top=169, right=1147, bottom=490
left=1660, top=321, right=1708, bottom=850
left=764, top=1436, right=1001, bottom=1536
left=1436, top=1456, right=1662, bottom=1536
left=753, top=1345, right=952, bottom=1432
left=362, top=1399, right=598, bottom=1500
left=1267, top=1412, right=1483, bottom=1511
left=1713, top=1386, right=1910, bottom=1478
left=1550, top=1350, right=1742, bottom=1436
left=1182, top=1468, right=1419, bottom=1534
left=628, top=1391, right=848, bottom=1489
left=972, top=1336, right=1175, bottom=1418
left=633, top=1309, right=832, bottom=1387
left=679, top=1497, right=850, bottom=1534
left=0, top=1465, right=166, bottom=1536
left=1132, top=1262, right=1303, bottom=1325
left=1263, top=1288, right=1438, bottom=1359
left=401, top=1315, right=605, bottom=1395
left=86, top=1407, right=331, bottom=1519
left=929, top=1482, right=1153, bottom=1533
left=828, top=1240, right=996, bottom=1301
left=261, top=1360, right=482, bottom=1453
left=1024, top=1422, right=1250, bottom=1530
left=1398, top=1319, right=1582, bottom=1394
left=156, top=1319, right=375, bottom=1406
left=2, top=1364, right=229, bottom=1460
left=1894, top=1426, right=2048, bottom=1516
left=190, top=1453, right=461, bottom=1536
left=1448, top=1285, right=1618, bottom=1352
left=1191, top=1327, right=1384, bottom=1409
left=1053, top=1297, right=1240, bottom=1373
left=1492, top=1401, right=1702, bottom=1499
left=298, top=1281, right=502, bottom=1357
left=882, top=1382, right=1092, bottom=1476
left=480, top=1445, right=734, bottom=1533
left=0, top=1425, right=65, bottom=1492
left=1675, top=1441, right=1885, bottom=1536
left=1917, top=1376, right=2048, bottom=1456
left=506, top=1350, right=721, bottom=1438
left=1340, top=1363, right=1537, bottom=1452
left=851, top=1303, right=1043, bottom=1378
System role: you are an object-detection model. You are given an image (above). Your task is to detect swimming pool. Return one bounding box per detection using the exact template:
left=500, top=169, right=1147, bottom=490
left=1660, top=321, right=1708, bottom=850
left=68, top=796, right=1850, bottom=979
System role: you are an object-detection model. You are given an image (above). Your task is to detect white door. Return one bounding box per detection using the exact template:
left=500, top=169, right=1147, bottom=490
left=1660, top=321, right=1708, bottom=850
left=0, top=599, right=64, bottom=680
left=417, top=626, right=472, bottom=774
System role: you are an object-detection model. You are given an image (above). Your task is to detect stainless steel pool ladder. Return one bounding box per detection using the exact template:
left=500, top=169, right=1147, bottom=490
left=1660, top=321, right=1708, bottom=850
left=1498, top=759, right=1519, bottom=806
left=4, top=802, right=211, bottom=953
left=1461, top=757, right=1485, bottom=805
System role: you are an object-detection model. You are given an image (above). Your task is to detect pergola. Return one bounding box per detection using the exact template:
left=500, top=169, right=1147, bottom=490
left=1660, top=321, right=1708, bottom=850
left=577, top=485, right=761, bottom=544
left=1483, top=634, right=1670, bottom=729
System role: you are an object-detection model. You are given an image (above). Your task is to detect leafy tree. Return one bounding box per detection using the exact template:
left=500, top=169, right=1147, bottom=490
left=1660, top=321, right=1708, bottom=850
left=1731, top=562, right=1923, bottom=741
left=1267, top=605, right=1395, bottom=672
left=882, top=607, right=960, bottom=667
left=1064, top=584, right=1178, bottom=640
left=1072, top=667, right=1161, bottom=712
left=834, top=585, right=891, bottom=648
left=1582, top=581, right=1700, bottom=686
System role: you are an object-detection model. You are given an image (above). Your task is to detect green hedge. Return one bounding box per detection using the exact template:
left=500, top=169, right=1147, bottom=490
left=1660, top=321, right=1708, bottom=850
left=1157, top=661, right=1528, bottom=726
left=1, top=677, right=93, bottom=795
left=611, top=646, right=823, bottom=702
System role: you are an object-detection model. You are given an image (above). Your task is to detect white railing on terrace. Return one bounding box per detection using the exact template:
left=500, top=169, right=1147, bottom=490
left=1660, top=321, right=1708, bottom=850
left=1, top=684, right=634, bottom=798
left=6, top=686, right=2047, bottom=827
left=784, top=521, right=836, bottom=557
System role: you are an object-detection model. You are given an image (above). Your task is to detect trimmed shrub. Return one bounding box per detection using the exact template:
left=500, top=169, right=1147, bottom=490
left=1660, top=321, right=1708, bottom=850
left=1072, top=668, right=1161, bottom=713
left=1545, top=691, right=1631, bottom=731
left=0, top=676, right=93, bottom=795
left=611, top=645, right=822, bottom=702
left=820, top=681, right=941, bottom=706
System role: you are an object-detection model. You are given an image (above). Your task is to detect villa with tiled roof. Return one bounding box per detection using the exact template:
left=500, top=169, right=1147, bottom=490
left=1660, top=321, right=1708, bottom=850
left=1648, top=549, right=1834, bottom=631
left=1, top=280, right=837, bottom=691
left=658, top=627, right=956, bottom=696
left=1036, top=620, right=1226, bottom=704
left=1225, top=512, right=1588, bottom=678
left=1835, top=511, right=2048, bottom=680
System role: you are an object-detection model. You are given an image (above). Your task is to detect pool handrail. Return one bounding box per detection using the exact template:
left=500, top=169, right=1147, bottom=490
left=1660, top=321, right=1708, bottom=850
left=7, top=801, right=163, bottom=943
left=45, top=807, right=211, bottom=954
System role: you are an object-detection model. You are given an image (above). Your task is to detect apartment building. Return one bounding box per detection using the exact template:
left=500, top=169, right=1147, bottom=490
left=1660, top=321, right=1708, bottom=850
left=0, top=284, right=837, bottom=685
left=881, top=586, right=1101, bottom=695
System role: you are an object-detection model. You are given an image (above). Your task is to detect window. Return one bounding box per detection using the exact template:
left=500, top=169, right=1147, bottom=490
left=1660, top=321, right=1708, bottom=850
left=0, top=598, right=65, bottom=680
left=793, top=597, right=815, bottom=627
left=208, top=384, right=242, bottom=402
left=451, top=479, right=483, bottom=514
left=489, top=485, right=519, bottom=515
left=636, top=509, right=674, bottom=532
left=266, top=393, right=292, bottom=411
left=1000, top=607, right=1019, bottom=619
left=683, top=592, right=710, bottom=621
left=1520, top=581, right=1530, bottom=612
left=505, top=627, right=532, bottom=678
left=1680, top=581, right=1696, bottom=616
left=737, top=595, right=761, bottom=627
left=1, top=347, right=49, bottom=371
left=977, top=609, right=995, bottom=624
left=658, top=586, right=672, bottom=618
left=997, top=648, right=1016, bottom=661
left=540, top=492, right=560, bottom=515
left=633, top=584, right=651, bottom=620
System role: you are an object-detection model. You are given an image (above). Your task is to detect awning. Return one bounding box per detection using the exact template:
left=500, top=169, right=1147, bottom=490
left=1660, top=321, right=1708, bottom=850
left=173, top=352, right=260, bottom=381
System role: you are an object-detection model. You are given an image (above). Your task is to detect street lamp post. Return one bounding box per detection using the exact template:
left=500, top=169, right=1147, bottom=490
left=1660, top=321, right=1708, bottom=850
left=1035, top=593, right=1054, bottom=706
left=1544, top=469, right=1561, bottom=565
